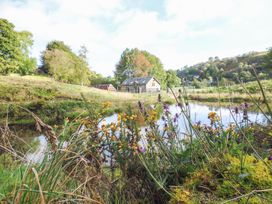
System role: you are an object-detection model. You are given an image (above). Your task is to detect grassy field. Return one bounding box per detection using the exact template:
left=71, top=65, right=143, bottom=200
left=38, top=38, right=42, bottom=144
left=175, top=80, right=272, bottom=103
left=0, top=74, right=168, bottom=103
left=0, top=75, right=172, bottom=125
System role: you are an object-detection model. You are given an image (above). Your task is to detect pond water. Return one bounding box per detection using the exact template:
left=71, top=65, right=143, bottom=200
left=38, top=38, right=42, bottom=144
left=25, top=103, right=267, bottom=162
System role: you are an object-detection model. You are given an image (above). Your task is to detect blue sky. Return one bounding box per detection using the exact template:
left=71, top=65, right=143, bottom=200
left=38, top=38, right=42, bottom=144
left=1, top=0, right=272, bottom=76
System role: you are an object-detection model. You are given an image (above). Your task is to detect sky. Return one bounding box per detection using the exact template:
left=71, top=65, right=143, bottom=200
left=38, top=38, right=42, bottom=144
left=1, top=0, right=272, bottom=76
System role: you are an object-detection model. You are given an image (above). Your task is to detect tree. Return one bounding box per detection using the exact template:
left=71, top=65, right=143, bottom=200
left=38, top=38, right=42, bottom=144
left=240, top=70, right=253, bottom=82
left=46, top=40, right=72, bottom=53
left=115, top=48, right=167, bottom=87
left=0, top=18, right=36, bottom=75
left=90, top=73, right=118, bottom=87
left=41, top=41, right=92, bottom=85
left=142, top=50, right=167, bottom=88
left=78, top=45, right=88, bottom=62
left=17, top=31, right=36, bottom=75
left=0, top=19, right=21, bottom=74
left=114, top=48, right=135, bottom=82
left=206, top=62, right=220, bottom=84
left=132, top=52, right=152, bottom=77
left=166, top=70, right=181, bottom=88
left=178, top=51, right=269, bottom=85
left=78, top=45, right=89, bottom=85
left=264, top=47, right=272, bottom=76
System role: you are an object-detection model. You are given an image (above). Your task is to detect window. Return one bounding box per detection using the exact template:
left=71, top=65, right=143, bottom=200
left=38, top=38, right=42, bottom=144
left=152, top=81, right=155, bottom=86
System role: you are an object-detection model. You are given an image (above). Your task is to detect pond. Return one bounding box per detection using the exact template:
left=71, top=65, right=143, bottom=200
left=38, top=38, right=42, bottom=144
left=25, top=102, right=267, bottom=162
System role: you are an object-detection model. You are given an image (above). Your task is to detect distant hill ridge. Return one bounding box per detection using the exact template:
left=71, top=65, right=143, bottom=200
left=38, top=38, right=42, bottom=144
left=177, top=51, right=269, bottom=85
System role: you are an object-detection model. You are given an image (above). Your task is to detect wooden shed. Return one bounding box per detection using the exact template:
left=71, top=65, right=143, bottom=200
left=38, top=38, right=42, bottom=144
left=94, top=84, right=116, bottom=91
left=121, top=76, right=160, bottom=93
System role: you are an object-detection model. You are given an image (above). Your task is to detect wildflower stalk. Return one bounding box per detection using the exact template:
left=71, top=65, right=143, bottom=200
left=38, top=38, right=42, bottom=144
left=252, top=67, right=272, bottom=120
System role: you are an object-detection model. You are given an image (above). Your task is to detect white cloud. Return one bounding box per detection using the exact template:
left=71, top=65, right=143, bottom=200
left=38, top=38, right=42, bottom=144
left=0, top=0, right=272, bottom=75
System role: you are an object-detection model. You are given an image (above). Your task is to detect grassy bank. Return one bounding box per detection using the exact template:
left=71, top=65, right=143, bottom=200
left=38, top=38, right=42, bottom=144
left=0, top=75, right=172, bottom=125
left=176, top=80, right=272, bottom=103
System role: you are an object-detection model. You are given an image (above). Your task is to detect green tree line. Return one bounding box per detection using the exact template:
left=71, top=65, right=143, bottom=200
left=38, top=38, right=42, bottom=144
left=177, top=50, right=272, bottom=87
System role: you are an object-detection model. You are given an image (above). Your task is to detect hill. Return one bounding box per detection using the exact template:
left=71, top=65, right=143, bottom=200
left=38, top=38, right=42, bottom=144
left=177, top=51, right=269, bottom=86
left=0, top=75, right=169, bottom=125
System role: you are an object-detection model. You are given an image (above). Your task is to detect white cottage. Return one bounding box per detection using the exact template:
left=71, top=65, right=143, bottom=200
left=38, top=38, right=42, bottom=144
left=121, top=76, right=160, bottom=93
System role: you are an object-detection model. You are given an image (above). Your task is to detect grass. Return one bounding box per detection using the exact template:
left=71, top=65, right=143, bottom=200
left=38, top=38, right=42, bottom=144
left=0, top=74, right=167, bottom=103
left=174, top=80, right=272, bottom=103
left=0, top=74, right=173, bottom=125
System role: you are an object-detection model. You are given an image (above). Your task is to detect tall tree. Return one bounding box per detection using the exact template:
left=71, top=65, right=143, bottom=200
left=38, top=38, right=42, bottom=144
left=41, top=41, right=91, bottom=85
left=78, top=45, right=88, bottom=62
left=0, top=18, right=36, bottom=75
left=78, top=45, right=89, bottom=85
left=0, top=19, right=21, bottom=74
left=115, top=48, right=167, bottom=87
left=132, top=52, right=152, bottom=77
left=17, top=31, right=36, bottom=75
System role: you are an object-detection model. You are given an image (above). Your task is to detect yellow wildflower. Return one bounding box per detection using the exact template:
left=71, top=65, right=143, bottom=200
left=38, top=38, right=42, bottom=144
left=102, top=101, right=112, bottom=108
left=111, top=135, right=117, bottom=141
left=110, top=123, right=117, bottom=132
left=208, top=111, right=220, bottom=122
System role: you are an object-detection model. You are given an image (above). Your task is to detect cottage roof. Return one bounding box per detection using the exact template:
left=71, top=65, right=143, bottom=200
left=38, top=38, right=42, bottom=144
left=121, top=76, right=160, bottom=86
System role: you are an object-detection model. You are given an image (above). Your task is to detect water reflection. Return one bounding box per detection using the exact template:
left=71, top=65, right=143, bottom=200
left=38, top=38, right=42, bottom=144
left=25, top=135, right=47, bottom=163
left=26, top=103, right=266, bottom=162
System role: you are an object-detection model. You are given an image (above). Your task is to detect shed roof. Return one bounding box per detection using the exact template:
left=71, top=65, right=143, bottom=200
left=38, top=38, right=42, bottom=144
left=94, top=84, right=116, bottom=89
left=121, top=76, right=160, bottom=86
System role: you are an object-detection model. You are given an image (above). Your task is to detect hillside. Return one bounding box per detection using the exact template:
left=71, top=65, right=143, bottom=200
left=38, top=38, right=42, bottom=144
left=177, top=51, right=269, bottom=85
left=0, top=75, right=170, bottom=125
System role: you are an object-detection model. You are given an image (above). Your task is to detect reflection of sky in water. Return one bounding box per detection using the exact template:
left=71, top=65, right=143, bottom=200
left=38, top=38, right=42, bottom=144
left=158, top=103, right=266, bottom=129
left=25, top=135, right=47, bottom=163
left=101, top=103, right=266, bottom=131
left=26, top=103, right=267, bottom=163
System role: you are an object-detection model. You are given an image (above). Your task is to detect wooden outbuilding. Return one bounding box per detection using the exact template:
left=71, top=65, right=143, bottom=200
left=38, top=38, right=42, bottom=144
left=94, top=84, right=116, bottom=91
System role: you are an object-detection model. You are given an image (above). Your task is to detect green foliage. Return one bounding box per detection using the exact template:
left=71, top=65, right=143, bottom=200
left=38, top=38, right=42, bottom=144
left=90, top=73, right=118, bottom=87
left=178, top=51, right=267, bottom=85
left=115, top=48, right=167, bottom=88
left=41, top=40, right=92, bottom=85
left=0, top=18, right=36, bottom=75
left=264, top=47, right=272, bottom=75
left=0, top=154, right=22, bottom=200
left=166, top=70, right=181, bottom=88
left=45, top=40, right=72, bottom=53
left=17, top=31, right=37, bottom=75
left=0, top=19, right=21, bottom=74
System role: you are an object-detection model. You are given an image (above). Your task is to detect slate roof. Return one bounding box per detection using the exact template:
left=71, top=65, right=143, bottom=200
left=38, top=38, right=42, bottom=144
left=121, top=76, right=160, bottom=86
left=94, top=84, right=116, bottom=90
